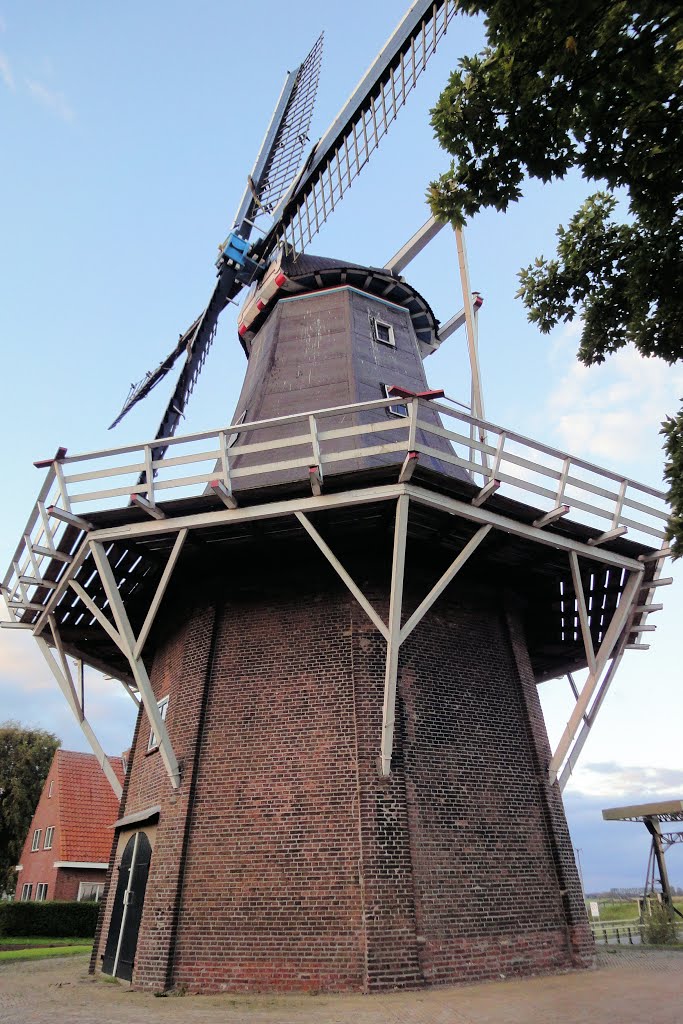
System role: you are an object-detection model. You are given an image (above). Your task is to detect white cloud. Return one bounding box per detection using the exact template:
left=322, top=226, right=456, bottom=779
left=0, top=51, right=13, bottom=91
left=566, top=760, right=683, bottom=800
left=547, top=338, right=683, bottom=483
left=25, top=77, right=74, bottom=122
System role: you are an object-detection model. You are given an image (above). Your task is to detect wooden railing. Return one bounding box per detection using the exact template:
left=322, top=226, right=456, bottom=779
left=1, top=396, right=670, bottom=626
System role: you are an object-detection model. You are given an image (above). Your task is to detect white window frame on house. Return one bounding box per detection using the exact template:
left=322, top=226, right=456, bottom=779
left=77, top=881, right=105, bottom=902
left=48, top=780, right=54, bottom=797
left=44, top=826, right=54, bottom=850
left=370, top=316, right=395, bottom=347
left=35, top=882, right=48, bottom=901
left=31, top=828, right=42, bottom=852
left=148, top=695, right=169, bottom=751
left=21, top=883, right=32, bottom=901
left=382, top=384, right=409, bottom=418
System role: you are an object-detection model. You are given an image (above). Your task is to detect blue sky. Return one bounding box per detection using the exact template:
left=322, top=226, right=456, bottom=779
left=1, top=2, right=681, bottom=893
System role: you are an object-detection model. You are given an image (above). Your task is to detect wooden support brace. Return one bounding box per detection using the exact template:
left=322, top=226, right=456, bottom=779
left=399, top=451, right=419, bottom=483
left=638, top=547, right=671, bottom=562
left=47, top=506, right=92, bottom=531
left=634, top=603, right=663, bottom=614
left=130, top=494, right=166, bottom=520
left=210, top=479, right=238, bottom=509
left=32, top=545, right=72, bottom=562
left=472, top=478, right=499, bottom=508
left=625, top=643, right=650, bottom=651
left=630, top=623, right=656, bottom=632
left=588, top=526, right=628, bottom=546
left=640, top=577, right=673, bottom=589
left=533, top=505, right=569, bottom=529
left=19, top=576, right=58, bottom=590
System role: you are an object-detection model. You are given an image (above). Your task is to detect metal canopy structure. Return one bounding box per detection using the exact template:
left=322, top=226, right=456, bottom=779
left=603, top=800, right=683, bottom=919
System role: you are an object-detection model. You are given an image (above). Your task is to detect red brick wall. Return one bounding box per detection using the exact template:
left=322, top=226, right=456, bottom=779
left=95, top=544, right=592, bottom=993
left=16, top=759, right=60, bottom=900
left=53, top=867, right=108, bottom=902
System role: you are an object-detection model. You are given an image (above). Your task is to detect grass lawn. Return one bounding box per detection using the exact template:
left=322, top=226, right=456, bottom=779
left=593, top=900, right=683, bottom=923
left=0, top=936, right=93, bottom=947
left=0, top=936, right=93, bottom=963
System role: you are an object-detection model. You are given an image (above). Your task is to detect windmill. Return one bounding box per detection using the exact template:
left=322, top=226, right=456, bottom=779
left=1, top=0, right=672, bottom=995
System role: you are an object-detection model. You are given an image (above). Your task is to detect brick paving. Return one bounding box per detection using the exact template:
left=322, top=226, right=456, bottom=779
left=1, top=950, right=682, bottom=1024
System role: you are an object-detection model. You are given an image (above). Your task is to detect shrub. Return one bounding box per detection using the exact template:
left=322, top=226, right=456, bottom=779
left=642, top=900, right=677, bottom=945
left=0, top=900, right=99, bottom=937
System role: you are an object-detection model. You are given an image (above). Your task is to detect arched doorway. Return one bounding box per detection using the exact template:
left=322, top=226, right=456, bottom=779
left=102, top=831, right=152, bottom=981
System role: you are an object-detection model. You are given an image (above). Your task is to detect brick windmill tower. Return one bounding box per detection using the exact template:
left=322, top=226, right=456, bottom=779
left=1, top=0, right=672, bottom=994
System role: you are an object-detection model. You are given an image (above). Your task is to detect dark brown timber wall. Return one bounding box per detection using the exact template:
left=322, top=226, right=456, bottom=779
left=94, top=546, right=593, bottom=993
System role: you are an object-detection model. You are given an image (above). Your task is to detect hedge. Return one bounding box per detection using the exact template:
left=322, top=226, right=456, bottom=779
left=0, top=900, right=99, bottom=937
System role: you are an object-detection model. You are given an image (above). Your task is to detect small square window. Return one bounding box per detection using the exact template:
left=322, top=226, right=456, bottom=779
left=148, top=695, right=170, bottom=751
left=44, top=827, right=54, bottom=850
left=382, top=384, right=409, bottom=418
left=31, top=829, right=42, bottom=852
left=36, top=883, right=48, bottom=902
left=371, top=317, right=395, bottom=347
left=21, top=883, right=32, bottom=901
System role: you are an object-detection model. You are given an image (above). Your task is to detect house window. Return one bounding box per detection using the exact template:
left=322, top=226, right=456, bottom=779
left=371, top=316, right=395, bottom=347
left=21, top=883, right=32, bottom=901
left=148, top=695, right=170, bottom=751
left=78, top=882, right=105, bottom=902
left=382, top=384, right=409, bottom=418
left=48, top=780, right=54, bottom=798
left=31, top=829, right=42, bottom=852
left=44, top=827, right=54, bottom=850
left=36, top=883, right=48, bottom=901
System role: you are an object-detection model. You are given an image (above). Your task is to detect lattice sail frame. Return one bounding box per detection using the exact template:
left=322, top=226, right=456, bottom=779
left=268, top=0, right=457, bottom=255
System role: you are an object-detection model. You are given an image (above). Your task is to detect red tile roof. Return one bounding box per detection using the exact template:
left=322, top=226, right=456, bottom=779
left=55, top=750, right=124, bottom=862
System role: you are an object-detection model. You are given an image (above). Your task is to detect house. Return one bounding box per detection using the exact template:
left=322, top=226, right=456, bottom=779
left=15, top=750, right=124, bottom=902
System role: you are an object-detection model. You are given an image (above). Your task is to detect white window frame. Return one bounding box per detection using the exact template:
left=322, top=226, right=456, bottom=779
left=382, top=384, right=409, bottom=418
left=44, top=826, right=54, bottom=850
left=35, top=882, right=48, bottom=901
left=371, top=316, right=395, bottom=347
left=31, top=828, right=42, bottom=852
left=148, top=695, right=170, bottom=751
left=21, top=883, right=32, bottom=901
left=227, top=409, right=247, bottom=449
left=77, top=881, right=105, bottom=902
left=48, top=780, right=54, bottom=798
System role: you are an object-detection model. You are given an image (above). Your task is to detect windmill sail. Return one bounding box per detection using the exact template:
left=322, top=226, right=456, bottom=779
left=259, top=0, right=456, bottom=257
left=110, top=34, right=324, bottom=434
left=112, top=0, right=457, bottom=454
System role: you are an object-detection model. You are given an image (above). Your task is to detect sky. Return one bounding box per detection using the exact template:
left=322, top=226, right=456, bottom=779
left=0, top=1, right=681, bottom=894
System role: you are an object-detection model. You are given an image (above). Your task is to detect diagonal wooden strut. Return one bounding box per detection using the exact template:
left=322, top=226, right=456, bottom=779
left=35, top=633, right=123, bottom=800
left=90, top=541, right=181, bottom=790
left=549, top=568, right=643, bottom=785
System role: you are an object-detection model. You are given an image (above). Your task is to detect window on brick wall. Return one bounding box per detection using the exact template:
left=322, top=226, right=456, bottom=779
left=21, top=883, right=32, bottom=901
left=36, top=883, right=48, bottom=901
left=48, top=780, right=54, bottom=797
left=381, top=383, right=409, bottom=418
left=148, top=695, right=169, bottom=751
left=44, top=827, right=54, bottom=850
left=31, top=829, right=42, bottom=852
left=77, top=882, right=105, bottom=902
left=370, top=316, right=395, bottom=347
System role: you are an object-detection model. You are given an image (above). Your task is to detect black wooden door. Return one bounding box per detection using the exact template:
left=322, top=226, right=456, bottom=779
left=101, top=831, right=152, bottom=980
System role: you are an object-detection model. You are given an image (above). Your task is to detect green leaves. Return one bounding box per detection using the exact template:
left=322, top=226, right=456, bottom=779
left=429, top=0, right=683, bottom=554
left=0, top=724, right=60, bottom=897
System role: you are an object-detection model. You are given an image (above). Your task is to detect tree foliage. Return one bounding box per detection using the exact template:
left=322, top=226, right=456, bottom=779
left=0, top=723, right=60, bottom=897
left=428, top=0, right=683, bottom=555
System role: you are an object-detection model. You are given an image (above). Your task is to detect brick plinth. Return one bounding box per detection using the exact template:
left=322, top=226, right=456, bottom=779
left=94, top=540, right=593, bottom=992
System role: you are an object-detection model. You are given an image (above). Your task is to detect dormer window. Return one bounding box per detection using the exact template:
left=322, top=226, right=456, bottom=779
left=371, top=316, right=395, bottom=347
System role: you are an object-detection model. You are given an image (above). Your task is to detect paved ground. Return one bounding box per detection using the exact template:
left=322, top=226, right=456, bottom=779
left=0, top=949, right=681, bottom=1024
